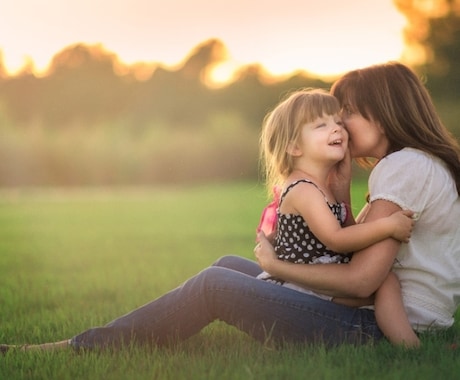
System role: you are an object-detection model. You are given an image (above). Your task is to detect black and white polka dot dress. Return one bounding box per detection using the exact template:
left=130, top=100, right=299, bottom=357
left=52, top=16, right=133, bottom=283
left=263, top=179, right=350, bottom=286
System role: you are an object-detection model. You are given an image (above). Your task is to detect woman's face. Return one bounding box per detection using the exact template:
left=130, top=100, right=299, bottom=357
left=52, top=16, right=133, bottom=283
left=340, top=106, right=388, bottom=159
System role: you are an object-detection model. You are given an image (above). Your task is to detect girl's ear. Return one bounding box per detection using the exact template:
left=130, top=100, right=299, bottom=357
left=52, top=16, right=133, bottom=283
left=287, top=141, right=302, bottom=157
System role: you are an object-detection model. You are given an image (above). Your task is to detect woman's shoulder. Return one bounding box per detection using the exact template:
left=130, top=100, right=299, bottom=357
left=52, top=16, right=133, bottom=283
left=375, top=148, right=444, bottom=173
left=369, top=148, right=452, bottom=208
left=384, top=147, right=432, bottom=162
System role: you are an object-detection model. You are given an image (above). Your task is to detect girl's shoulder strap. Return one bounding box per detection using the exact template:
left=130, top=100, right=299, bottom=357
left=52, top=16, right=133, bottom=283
left=279, top=179, right=328, bottom=206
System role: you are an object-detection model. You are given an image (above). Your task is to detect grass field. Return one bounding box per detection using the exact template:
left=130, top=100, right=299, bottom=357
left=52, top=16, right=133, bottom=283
left=0, top=182, right=458, bottom=380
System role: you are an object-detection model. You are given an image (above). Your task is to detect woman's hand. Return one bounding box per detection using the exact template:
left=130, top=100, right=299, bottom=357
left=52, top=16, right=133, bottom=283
left=254, top=231, right=278, bottom=271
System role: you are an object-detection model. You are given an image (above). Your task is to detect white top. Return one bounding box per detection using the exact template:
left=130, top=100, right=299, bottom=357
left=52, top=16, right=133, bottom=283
left=369, top=148, right=460, bottom=331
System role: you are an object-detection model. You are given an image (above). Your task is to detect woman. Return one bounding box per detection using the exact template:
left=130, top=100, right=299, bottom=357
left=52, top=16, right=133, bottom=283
left=2, top=62, right=459, bottom=353
left=255, top=88, right=417, bottom=347
left=256, top=62, right=460, bottom=338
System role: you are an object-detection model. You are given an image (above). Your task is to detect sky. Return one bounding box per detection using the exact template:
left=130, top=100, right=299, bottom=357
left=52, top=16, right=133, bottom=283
left=0, top=0, right=407, bottom=82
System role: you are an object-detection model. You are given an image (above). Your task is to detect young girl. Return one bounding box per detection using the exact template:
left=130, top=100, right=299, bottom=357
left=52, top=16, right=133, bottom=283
left=257, top=88, right=419, bottom=347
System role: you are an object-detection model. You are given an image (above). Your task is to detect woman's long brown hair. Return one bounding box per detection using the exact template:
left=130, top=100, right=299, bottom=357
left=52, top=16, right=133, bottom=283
left=331, top=62, right=460, bottom=195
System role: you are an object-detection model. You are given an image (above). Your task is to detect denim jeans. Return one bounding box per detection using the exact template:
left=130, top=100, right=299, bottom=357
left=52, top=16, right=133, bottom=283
left=70, top=255, right=383, bottom=349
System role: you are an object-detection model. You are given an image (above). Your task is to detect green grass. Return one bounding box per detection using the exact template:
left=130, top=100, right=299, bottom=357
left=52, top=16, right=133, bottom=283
left=0, top=182, right=458, bottom=380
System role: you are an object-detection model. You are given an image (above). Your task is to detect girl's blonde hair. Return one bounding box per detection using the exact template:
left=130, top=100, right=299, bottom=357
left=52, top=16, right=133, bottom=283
left=260, top=88, right=340, bottom=195
left=331, top=62, right=460, bottom=194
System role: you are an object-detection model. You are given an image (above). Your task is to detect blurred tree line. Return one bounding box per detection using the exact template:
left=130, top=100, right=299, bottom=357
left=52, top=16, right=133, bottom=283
left=0, top=40, right=330, bottom=187
left=0, top=39, right=331, bottom=130
left=0, top=0, right=459, bottom=187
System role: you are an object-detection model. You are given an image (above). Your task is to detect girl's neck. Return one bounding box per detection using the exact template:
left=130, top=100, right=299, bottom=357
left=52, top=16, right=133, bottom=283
left=290, top=165, right=330, bottom=187
left=288, top=168, right=336, bottom=202
left=289, top=169, right=328, bottom=188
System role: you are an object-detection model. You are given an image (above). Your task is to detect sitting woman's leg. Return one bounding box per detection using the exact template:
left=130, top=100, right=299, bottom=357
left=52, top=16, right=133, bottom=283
left=2, top=256, right=384, bottom=352
left=71, top=260, right=382, bottom=349
left=70, top=263, right=268, bottom=349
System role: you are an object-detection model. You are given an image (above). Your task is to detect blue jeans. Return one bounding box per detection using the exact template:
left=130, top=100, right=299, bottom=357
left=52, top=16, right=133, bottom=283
left=70, top=255, right=383, bottom=349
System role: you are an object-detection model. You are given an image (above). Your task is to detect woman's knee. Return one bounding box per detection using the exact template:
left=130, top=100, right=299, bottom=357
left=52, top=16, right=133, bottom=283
left=212, top=255, right=261, bottom=276
left=212, top=255, right=242, bottom=268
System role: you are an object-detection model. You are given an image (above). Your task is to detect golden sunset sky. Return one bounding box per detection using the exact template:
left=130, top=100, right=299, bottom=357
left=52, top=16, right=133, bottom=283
left=0, top=0, right=406, bottom=81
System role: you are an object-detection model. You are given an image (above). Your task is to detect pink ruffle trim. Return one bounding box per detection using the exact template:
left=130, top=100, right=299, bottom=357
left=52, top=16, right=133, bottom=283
left=256, top=186, right=281, bottom=239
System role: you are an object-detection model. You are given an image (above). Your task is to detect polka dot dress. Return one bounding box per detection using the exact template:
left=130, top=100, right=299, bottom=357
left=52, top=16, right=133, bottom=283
left=263, top=179, right=351, bottom=286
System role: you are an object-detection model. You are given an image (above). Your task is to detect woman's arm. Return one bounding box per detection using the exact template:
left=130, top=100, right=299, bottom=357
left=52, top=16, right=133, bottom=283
left=291, top=185, right=413, bottom=253
left=255, top=199, right=402, bottom=298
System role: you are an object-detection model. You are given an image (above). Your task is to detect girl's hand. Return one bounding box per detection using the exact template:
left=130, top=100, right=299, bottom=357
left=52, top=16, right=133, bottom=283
left=388, top=209, right=416, bottom=243
left=328, top=148, right=352, bottom=203
left=254, top=231, right=278, bottom=271
left=265, top=231, right=276, bottom=244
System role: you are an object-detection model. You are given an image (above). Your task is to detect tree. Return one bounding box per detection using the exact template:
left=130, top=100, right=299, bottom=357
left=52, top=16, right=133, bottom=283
left=395, top=0, right=460, bottom=97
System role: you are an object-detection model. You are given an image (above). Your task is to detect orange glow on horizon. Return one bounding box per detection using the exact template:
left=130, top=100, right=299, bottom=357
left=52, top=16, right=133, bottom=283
left=0, top=0, right=408, bottom=81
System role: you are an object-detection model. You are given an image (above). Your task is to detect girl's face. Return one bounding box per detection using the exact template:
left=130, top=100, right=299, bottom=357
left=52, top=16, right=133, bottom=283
left=340, top=105, right=388, bottom=159
left=293, top=113, right=348, bottom=164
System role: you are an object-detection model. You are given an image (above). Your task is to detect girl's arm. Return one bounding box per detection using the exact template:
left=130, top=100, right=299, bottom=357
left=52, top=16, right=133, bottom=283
left=255, top=199, right=402, bottom=298
left=290, top=184, right=414, bottom=253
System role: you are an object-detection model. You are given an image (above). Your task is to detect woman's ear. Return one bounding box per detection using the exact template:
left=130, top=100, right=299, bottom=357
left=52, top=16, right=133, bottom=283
left=287, top=142, right=302, bottom=157
left=375, top=120, right=386, bottom=135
